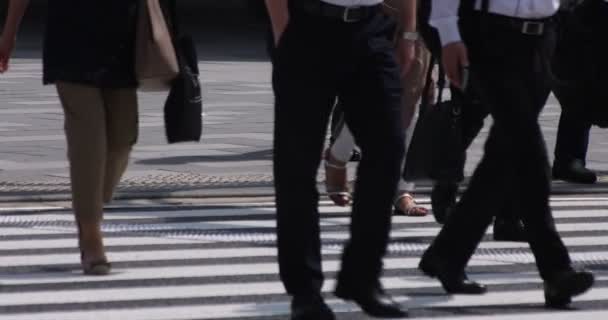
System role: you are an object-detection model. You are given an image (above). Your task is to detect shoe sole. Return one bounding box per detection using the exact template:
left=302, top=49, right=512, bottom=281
left=334, top=290, right=407, bottom=318
left=545, top=272, right=595, bottom=308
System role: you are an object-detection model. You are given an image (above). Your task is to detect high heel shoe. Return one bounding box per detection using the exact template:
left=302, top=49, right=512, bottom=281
left=81, top=251, right=112, bottom=275
left=77, top=221, right=111, bottom=275
left=393, top=193, right=428, bottom=217
left=324, top=149, right=352, bottom=207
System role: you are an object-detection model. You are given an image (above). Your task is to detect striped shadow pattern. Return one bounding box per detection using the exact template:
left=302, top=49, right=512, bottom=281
left=0, top=197, right=608, bottom=319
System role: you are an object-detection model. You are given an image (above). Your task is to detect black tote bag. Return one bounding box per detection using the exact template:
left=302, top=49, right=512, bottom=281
left=404, top=61, right=465, bottom=183
left=164, top=1, right=203, bottom=143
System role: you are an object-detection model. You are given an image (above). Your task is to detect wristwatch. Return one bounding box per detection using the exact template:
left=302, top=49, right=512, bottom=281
left=402, top=31, right=419, bottom=41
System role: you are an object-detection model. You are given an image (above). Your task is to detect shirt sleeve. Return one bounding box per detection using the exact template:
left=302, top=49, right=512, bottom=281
left=430, top=0, right=462, bottom=46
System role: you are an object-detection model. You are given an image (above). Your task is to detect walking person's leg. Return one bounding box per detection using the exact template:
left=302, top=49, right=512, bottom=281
left=395, top=39, right=431, bottom=217
left=421, top=15, right=593, bottom=306
left=553, top=100, right=595, bottom=184
left=101, top=88, right=138, bottom=203
left=421, top=21, right=550, bottom=293
left=269, top=3, right=342, bottom=319
left=325, top=118, right=355, bottom=206
left=56, top=82, right=112, bottom=275
left=334, top=11, right=406, bottom=317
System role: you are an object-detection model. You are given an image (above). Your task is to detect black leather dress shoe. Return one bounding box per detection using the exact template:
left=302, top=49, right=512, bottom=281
left=419, top=251, right=487, bottom=294
left=493, top=217, right=526, bottom=242
left=431, top=182, right=458, bottom=224
left=335, top=284, right=407, bottom=318
left=552, top=160, right=597, bottom=184
left=291, top=294, right=335, bottom=320
left=544, top=270, right=594, bottom=309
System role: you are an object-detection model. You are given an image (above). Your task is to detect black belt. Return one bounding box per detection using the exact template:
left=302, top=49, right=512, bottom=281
left=472, top=12, right=554, bottom=36
left=295, top=0, right=381, bottom=22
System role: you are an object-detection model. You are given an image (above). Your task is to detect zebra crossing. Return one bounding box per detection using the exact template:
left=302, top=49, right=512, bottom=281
left=1, top=196, right=608, bottom=319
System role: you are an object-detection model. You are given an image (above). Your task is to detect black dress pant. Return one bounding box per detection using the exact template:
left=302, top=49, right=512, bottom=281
left=445, top=84, right=520, bottom=220
left=272, top=7, right=405, bottom=296
left=427, top=13, right=572, bottom=280
left=554, top=94, right=592, bottom=166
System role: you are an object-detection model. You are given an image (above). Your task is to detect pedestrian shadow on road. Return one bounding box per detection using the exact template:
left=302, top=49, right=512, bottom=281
left=135, top=149, right=273, bottom=165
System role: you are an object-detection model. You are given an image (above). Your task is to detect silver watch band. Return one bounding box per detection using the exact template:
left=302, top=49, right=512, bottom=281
left=402, top=31, right=419, bottom=41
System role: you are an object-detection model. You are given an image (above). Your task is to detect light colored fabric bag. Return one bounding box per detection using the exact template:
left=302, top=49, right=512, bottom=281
left=135, top=0, right=179, bottom=91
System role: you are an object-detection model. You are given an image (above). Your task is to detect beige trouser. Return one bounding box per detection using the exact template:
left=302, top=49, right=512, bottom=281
left=56, top=82, right=138, bottom=223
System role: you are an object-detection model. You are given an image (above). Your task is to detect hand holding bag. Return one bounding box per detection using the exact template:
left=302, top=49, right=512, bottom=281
left=404, top=60, right=465, bottom=183
left=135, top=0, right=179, bottom=91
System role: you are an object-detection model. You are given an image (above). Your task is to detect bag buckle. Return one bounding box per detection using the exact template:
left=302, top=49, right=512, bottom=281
left=342, top=7, right=361, bottom=23
left=522, top=21, right=544, bottom=35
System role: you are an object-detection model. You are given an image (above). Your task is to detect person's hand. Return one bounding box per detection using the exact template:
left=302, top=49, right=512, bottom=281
left=397, top=39, right=416, bottom=77
left=0, top=35, right=16, bottom=73
left=441, top=41, right=469, bottom=89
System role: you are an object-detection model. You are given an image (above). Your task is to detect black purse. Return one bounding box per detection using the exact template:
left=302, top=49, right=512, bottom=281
left=404, top=59, right=465, bottom=183
left=163, top=1, right=203, bottom=143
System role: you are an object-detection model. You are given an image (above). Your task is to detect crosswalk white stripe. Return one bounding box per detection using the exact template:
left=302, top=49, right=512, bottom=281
left=1, top=274, right=607, bottom=308
left=2, top=218, right=605, bottom=234
left=0, top=236, right=206, bottom=250
left=1, top=197, right=608, bottom=319
left=1, top=234, right=607, bottom=257
left=0, top=267, right=554, bottom=286
left=2, top=205, right=607, bottom=221
left=0, top=227, right=66, bottom=236
left=0, top=249, right=509, bottom=268
left=411, top=310, right=608, bottom=320
left=1, top=286, right=606, bottom=320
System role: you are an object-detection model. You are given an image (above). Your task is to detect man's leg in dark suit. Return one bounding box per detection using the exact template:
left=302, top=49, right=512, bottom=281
left=336, top=13, right=405, bottom=293
left=422, top=17, right=572, bottom=289
left=553, top=98, right=595, bottom=184
left=272, top=14, right=339, bottom=298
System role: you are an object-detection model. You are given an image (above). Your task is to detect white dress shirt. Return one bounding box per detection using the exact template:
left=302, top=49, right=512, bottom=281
left=322, top=0, right=384, bottom=7
left=431, top=0, right=561, bottom=46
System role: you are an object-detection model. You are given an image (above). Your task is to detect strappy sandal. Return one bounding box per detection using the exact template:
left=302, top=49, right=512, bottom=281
left=393, top=193, right=429, bottom=217
left=324, top=150, right=353, bottom=207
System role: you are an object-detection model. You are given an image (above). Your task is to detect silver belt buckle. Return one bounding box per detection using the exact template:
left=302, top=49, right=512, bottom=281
left=522, top=21, right=544, bottom=35
left=342, top=6, right=360, bottom=23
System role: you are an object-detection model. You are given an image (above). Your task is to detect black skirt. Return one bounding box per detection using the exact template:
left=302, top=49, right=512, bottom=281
left=43, top=0, right=139, bottom=88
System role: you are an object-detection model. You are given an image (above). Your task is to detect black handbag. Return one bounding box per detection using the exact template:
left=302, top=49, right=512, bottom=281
left=163, top=1, right=203, bottom=143
left=404, top=59, right=465, bottom=183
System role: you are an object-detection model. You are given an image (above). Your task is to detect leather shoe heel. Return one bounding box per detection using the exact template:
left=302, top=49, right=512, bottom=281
left=419, top=252, right=487, bottom=295
left=335, top=285, right=407, bottom=318
left=544, top=270, right=594, bottom=309
left=291, top=294, right=335, bottom=320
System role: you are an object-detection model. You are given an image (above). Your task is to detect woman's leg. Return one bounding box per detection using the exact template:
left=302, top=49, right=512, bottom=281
left=101, top=88, right=139, bottom=203
left=330, top=122, right=356, bottom=163
left=394, top=40, right=432, bottom=216
left=325, top=118, right=356, bottom=206
left=56, top=82, right=110, bottom=274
